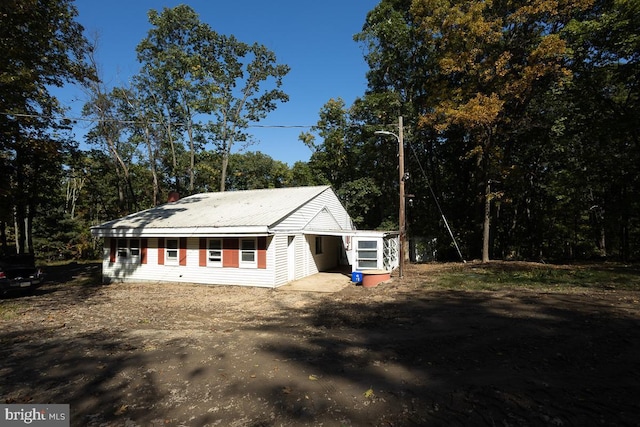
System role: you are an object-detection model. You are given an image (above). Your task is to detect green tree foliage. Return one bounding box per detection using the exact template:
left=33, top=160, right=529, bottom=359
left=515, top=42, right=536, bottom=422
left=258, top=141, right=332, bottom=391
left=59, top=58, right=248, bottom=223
left=225, top=151, right=290, bottom=190
left=204, top=40, right=290, bottom=192
left=301, top=98, right=396, bottom=229
left=544, top=0, right=640, bottom=259
left=289, top=161, right=325, bottom=187
left=410, top=0, right=595, bottom=261
left=348, top=0, right=639, bottom=261
left=3, top=0, right=638, bottom=263
left=80, top=4, right=291, bottom=216
left=135, top=5, right=213, bottom=194
left=0, top=0, right=93, bottom=254
left=353, top=0, right=456, bottom=240
left=300, top=99, right=350, bottom=187
left=136, top=5, right=290, bottom=193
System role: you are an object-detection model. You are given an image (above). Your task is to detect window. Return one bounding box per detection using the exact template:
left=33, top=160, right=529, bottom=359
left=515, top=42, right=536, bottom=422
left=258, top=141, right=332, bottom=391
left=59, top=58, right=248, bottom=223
left=117, top=239, right=128, bottom=259
left=166, top=239, right=178, bottom=264
left=208, top=239, right=222, bottom=266
left=357, top=240, right=378, bottom=269
left=240, top=238, right=256, bottom=267
left=116, top=239, right=140, bottom=261
left=315, top=236, right=323, bottom=254
left=130, top=239, right=140, bottom=257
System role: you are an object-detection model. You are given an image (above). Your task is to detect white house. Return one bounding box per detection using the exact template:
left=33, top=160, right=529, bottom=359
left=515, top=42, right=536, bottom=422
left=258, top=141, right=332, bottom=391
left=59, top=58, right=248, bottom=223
left=90, top=186, right=399, bottom=288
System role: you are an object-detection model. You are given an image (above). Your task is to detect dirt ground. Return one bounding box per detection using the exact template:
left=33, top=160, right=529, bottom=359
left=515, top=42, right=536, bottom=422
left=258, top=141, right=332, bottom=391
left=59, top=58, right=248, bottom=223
left=1, top=262, right=639, bottom=426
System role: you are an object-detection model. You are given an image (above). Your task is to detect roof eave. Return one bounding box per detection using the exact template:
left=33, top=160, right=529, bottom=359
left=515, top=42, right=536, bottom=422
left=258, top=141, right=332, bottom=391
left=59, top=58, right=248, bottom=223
left=90, top=226, right=271, bottom=238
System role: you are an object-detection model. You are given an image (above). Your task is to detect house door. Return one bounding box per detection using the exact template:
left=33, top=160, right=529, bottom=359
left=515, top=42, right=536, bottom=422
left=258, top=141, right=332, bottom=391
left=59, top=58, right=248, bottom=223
left=287, top=236, right=296, bottom=281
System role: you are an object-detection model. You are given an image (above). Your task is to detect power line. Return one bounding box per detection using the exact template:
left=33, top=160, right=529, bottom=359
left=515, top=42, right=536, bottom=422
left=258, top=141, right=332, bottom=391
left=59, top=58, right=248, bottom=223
left=250, top=124, right=313, bottom=128
left=406, top=138, right=466, bottom=263
left=0, top=111, right=315, bottom=129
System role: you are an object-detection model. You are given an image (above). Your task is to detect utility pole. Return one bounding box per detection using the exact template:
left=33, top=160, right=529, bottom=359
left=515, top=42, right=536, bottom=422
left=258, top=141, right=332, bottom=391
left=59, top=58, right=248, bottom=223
left=375, top=116, right=406, bottom=279
left=398, top=116, right=405, bottom=279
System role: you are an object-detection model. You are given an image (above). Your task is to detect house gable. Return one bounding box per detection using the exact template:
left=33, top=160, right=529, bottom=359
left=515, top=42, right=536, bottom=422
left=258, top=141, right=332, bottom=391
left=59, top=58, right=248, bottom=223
left=270, top=187, right=353, bottom=233
left=302, top=206, right=341, bottom=231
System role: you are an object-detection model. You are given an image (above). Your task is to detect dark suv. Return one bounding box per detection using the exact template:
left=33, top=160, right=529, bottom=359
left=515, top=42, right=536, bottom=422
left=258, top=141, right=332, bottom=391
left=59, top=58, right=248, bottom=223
left=0, top=254, right=44, bottom=295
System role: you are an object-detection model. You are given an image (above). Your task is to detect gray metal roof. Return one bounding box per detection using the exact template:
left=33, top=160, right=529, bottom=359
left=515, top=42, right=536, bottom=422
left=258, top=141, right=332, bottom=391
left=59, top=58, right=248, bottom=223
left=92, top=186, right=332, bottom=231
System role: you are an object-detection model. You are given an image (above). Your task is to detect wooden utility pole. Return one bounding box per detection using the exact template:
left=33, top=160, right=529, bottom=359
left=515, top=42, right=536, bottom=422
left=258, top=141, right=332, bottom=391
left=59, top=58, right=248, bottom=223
left=375, top=117, right=406, bottom=278
left=398, top=116, right=405, bottom=279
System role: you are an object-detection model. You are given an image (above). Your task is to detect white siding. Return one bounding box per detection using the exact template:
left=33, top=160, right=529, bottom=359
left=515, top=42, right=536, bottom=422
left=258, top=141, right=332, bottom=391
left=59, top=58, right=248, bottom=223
left=309, top=235, right=341, bottom=271
left=273, top=234, right=289, bottom=286
left=102, top=237, right=278, bottom=288
left=305, top=208, right=341, bottom=231
left=272, top=188, right=353, bottom=232
left=297, top=234, right=313, bottom=278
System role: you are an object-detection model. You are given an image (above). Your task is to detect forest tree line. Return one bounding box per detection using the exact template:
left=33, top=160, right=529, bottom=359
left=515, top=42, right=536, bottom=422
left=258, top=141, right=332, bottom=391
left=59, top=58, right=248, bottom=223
left=1, top=0, right=638, bottom=262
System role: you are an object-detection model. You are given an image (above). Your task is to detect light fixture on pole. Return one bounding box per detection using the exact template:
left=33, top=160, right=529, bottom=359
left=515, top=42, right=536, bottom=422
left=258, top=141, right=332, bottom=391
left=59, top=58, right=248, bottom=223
left=375, top=116, right=405, bottom=279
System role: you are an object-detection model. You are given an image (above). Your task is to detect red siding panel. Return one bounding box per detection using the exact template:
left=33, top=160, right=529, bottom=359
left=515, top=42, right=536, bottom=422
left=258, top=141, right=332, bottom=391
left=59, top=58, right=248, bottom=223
left=179, top=237, right=187, bottom=266
left=223, top=238, right=239, bottom=268
left=157, top=238, right=165, bottom=265
left=109, top=238, right=116, bottom=263
left=141, top=238, right=148, bottom=264
left=199, top=238, right=207, bottom=267
left=257, top=237, right=267, bottom=269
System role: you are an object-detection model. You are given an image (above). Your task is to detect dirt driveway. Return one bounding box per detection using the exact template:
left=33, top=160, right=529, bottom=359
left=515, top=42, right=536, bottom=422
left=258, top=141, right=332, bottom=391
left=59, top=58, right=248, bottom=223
left=1, top=263, right=639, bottom=426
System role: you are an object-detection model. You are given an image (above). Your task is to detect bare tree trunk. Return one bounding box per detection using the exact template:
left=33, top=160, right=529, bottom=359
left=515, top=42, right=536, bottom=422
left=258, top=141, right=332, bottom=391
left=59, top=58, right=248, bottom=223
left=149, top=93, right=179, bottom=193
left=166, top=117, right=179, bottom=191
left=143, top=126, right=160, bottom=206
left=87, top=46, right=137, bottom=212
left=65, top=175, right=85, bottom=219
left=481, top=127, right=495, bottom=264
left=220, top=151, right=229, bottom=192
left=122, top=89, right=160, bottom=207
left=186, top=120, right=195, bottom=193
left=13, top=205, right=31, bottom=254
left=219, top=109, right=230, bottom=192
left=0, top=221, right=7, bottom=256
left=14, top=207, right=22, bottom=254
left=14, top=150, right=26, bottom=254
left=26, top=203, right=34, bottom=254
left=482, top=180, right=491, bottom=263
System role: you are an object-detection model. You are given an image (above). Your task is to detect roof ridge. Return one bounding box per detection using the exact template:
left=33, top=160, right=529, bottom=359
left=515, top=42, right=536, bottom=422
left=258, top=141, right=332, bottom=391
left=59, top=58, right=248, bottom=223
left=187, top=185, right=330, bottom=197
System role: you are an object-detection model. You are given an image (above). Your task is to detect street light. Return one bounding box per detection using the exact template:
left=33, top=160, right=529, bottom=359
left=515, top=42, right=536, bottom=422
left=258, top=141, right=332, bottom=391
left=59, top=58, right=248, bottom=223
left=375, top=116, right=405, bottom=279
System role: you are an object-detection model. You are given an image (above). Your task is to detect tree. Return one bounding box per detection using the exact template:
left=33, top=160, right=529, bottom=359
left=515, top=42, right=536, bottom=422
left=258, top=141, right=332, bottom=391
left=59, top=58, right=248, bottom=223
left=299, top=99, right=350, bottom=187
left=0, top=0, right=94, bottom=254
left=204, top=39, right=290, bottom=192
left=136, top=5, right=212, bottom=195
left=136, top=5, right=290, bottom=194
left=410, top=0, right=594, bottom=261
left=225, top=151, right=291, bottom=191
left=351, top=0, right=640, bottom=262
left=82, top=48, right=140, bottom=214
left=554, top=0, right=640, bottom=259
left=301, top=98, right=396, bottom=230
left=290, top=161, right=325, bottom=187
left=355, top=0, right=460, bottom=252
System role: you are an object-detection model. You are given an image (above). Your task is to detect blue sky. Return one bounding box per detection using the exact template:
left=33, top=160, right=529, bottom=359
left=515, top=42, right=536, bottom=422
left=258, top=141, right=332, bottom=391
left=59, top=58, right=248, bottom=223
left=57, top=0, right=380, bottom=165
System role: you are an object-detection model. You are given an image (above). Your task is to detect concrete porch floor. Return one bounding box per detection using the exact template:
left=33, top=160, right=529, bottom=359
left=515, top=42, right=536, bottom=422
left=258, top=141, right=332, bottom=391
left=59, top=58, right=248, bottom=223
left=277, top=270, right=353, bottom=293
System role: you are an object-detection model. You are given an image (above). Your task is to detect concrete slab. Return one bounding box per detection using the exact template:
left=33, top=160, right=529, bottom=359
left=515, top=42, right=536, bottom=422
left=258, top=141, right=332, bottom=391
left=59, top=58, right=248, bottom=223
left=277, top=271, right=353, bottom=293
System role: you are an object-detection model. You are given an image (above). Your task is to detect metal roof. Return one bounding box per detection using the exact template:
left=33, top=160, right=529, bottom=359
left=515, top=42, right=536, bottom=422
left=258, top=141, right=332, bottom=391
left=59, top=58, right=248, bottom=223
left=91, top=186, right=332, bottom=233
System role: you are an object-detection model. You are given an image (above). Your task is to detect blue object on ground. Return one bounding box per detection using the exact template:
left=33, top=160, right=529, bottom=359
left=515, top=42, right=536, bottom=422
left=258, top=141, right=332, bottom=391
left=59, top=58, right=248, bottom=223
left=351, top=271, right=363, bottom=283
